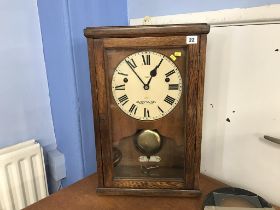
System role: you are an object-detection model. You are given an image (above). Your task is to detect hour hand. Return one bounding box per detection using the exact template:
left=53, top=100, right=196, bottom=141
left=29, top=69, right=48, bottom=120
left=151, top=58, right=163, bottom=77
left=146, top=58, right=163, bottom=86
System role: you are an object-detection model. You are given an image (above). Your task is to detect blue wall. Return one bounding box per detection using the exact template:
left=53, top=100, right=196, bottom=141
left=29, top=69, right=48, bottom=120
left=66, top=0, right=128, bottom=177
left=37, top=0, right=127, bottom=186
left=127, top=0, right=280, bottom=19
left=0, top=1, right=56, bottom=149
left=37, top=0, right=84, bottom=186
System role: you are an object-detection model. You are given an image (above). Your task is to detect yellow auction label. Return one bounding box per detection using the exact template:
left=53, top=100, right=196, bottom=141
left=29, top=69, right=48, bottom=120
left=174, top=51, right=182, bottom=57
left=170, top=54, right=176, bottom=61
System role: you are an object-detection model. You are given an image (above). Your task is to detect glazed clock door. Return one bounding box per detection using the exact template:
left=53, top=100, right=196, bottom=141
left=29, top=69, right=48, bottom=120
left=109, top=49, right=185, bottom=183
left=96, top=33, right=200, bottom=190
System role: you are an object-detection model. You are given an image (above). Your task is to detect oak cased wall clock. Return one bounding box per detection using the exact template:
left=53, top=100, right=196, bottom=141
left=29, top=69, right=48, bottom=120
left=84, top=24, right=210, bottom=196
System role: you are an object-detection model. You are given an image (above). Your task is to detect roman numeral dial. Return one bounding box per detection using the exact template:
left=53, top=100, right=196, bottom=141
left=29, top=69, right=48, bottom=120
left=169, top=84, right=179, bottom=90
left=165, top=69, right=175, bottom=77
left=129, top=104, right=138, bottom=114
left=142, top=54, right=150, bottom=65
left=115, top=84, right=125, bottom=90
left=112, top=51, right=182, bottom=120
left=125, top=59, right=137, bottom=69
left=118, top=94, right=129, bottom=105
left=164, top=95, right=175, bottom=105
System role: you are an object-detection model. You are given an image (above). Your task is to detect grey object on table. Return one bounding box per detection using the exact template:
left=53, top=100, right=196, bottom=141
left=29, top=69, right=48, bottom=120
left=204, top=207, right=275, bottom=210
left=203, top=187, right=273, bottom=210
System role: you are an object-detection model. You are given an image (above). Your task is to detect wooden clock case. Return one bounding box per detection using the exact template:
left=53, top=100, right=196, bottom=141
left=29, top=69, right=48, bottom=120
left=84, top=24, right=210, bottom=197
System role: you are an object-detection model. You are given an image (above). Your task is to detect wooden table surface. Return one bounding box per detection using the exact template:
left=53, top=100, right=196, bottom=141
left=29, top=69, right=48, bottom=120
left=25, top=174, right=279, bottom=210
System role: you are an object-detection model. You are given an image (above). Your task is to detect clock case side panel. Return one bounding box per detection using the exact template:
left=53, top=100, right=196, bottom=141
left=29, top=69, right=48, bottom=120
left=87, top=38, right=114, bottom=188
left=86, top=38, right=104, bottom=188
left=184, top=34, right=208, bottom=191
left=195, top=34, right=208, bottom=189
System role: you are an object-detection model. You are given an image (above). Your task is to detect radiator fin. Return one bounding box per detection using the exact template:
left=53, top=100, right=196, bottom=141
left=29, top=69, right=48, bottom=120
left=0, top=140, right=48, bottom=210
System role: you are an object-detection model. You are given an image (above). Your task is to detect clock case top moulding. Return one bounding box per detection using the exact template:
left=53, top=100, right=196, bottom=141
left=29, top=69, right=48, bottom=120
left=84, top=24, right=210, bottom=197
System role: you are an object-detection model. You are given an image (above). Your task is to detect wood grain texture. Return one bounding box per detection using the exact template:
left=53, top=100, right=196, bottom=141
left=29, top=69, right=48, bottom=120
left=184, top=42, right=200, bottom=189
left=84, top=24, right=210, bottom=38
left=103, top=36, right=187, bottom=48
left=97, top=187, right=200, bottom=197
left=87, top=38, right=104, bottom=187
left=112, top=179, right=185, bottom=189
left=194, top=34, right=208, bottom=190
left=93, top=40, right=113, bottom=187
left=85, top=24, right=210, bottom=196
left=25, top=173, right=280, bottom=210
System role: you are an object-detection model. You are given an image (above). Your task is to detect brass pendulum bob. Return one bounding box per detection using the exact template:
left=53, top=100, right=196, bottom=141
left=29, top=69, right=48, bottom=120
left=135, top=129, right=162, bottom=176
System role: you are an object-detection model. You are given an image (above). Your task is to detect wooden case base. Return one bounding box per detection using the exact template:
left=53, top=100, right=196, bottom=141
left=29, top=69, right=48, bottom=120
left=96, top=187, right=201, bottom=197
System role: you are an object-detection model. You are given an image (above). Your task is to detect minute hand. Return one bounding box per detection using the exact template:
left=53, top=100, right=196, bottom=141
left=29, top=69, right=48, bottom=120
left=125, top=59, right=146, bottom=86
left=146, top=59, right=163, bottom=86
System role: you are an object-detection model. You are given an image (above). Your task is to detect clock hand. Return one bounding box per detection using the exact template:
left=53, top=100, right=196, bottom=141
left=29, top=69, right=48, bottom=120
left=146, top=58, right=163, bottom=87
left=125, top=59, right=146, bottom=87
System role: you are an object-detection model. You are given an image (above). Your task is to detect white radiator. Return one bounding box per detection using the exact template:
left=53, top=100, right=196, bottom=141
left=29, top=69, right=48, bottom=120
left=0, top=140, right=48, bottom=210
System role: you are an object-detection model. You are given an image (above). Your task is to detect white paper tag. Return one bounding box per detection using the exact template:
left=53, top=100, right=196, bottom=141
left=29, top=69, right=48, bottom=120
left=186, top=36, right=198, bottom=44
left=139, top=156, right=161, bottom=162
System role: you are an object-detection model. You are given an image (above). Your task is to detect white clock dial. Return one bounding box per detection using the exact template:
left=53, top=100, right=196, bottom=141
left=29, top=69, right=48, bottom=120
left=112, top=51, right=182, bottom=121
